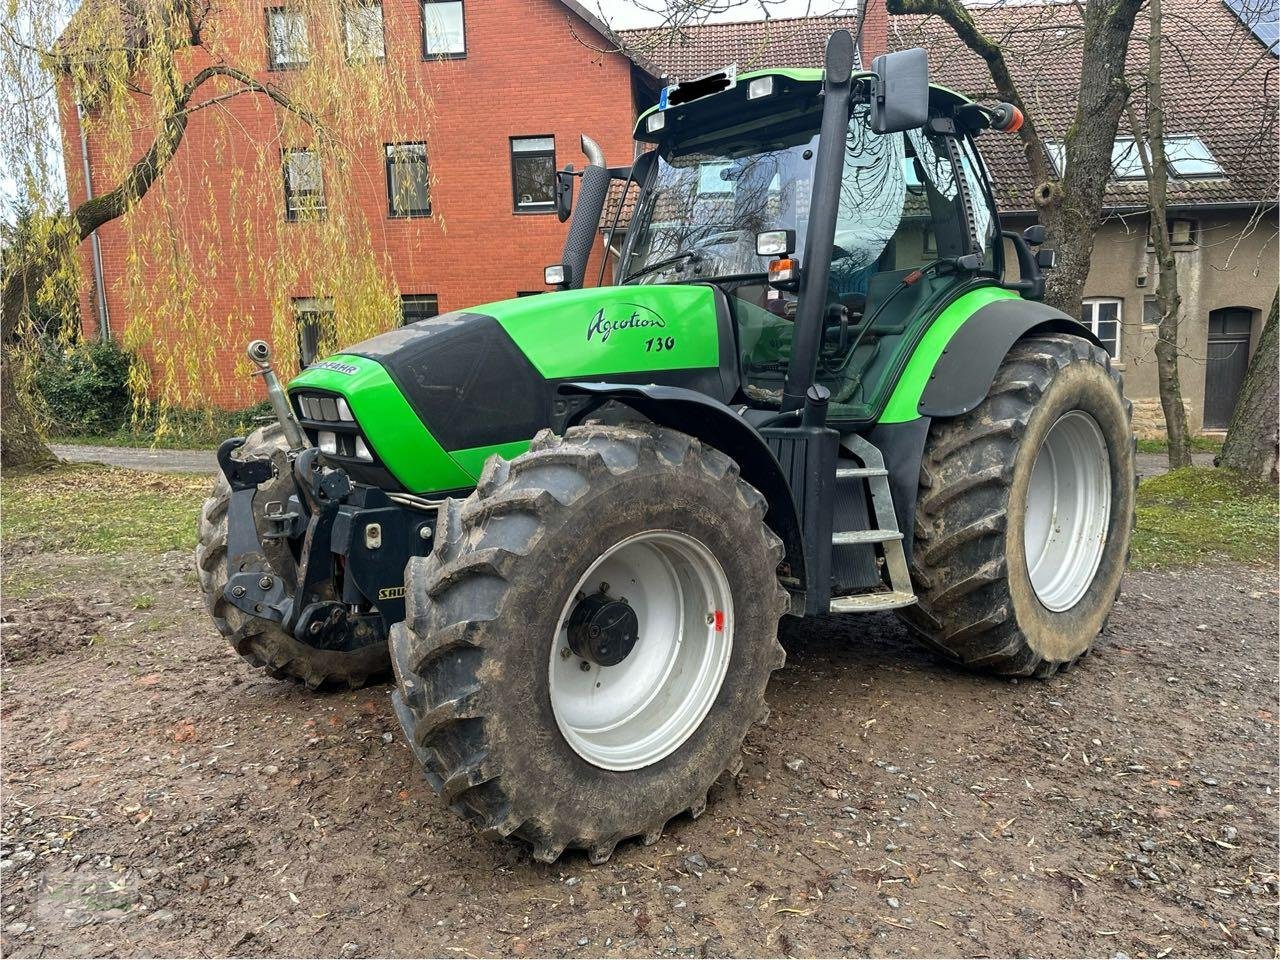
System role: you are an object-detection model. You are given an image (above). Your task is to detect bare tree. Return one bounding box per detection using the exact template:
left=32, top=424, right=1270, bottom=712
left=1124, top=0, right=1192, bottom=470
left=884, top=0, right=1144, bottom=318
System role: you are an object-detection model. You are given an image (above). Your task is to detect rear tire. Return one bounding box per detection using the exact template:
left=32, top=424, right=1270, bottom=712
left=898, top=333, right=1135, bottom=677
left=195, top=424, right=390, bottom=690
left=390, top=423, right=789, bottom=863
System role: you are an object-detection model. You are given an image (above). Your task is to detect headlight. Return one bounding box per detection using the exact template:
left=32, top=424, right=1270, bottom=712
left=292, top=391, right=377, bottom=464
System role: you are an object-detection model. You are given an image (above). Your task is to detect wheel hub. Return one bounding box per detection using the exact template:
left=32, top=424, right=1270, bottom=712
left=566, top=592, right=639, bottom=667
left=548, top=530, right=734, bottom=771
left=1023, top=409, right=1113, bottom=612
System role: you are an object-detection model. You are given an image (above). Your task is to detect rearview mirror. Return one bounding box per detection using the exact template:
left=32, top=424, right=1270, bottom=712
left=757, top=229, right=796, bottom=257
left=555, top=167, right=575, bottom=223
left=869, top=48, right=929, bottom=135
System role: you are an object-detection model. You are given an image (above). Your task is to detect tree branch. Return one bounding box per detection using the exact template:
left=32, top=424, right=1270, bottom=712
left=885, top=0, right=1053, bottom=189
left=72, top=64, right=324, bottom=241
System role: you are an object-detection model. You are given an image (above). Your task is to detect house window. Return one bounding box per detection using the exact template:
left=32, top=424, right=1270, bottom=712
left=510, top=136, right=556, bottom=212
left=267, top=8, right=310, bottom=70
left=283, top=148, right=325, bottom=221
left=422, top=0, right=465, bottom=57
left=1169, top=218, right=1197, bottom=245
left=1081, top=298, right=1121, bottom=358
left=401, top=294, right=439, bottom=324
left=385, top=143, right=431, bottom=217
left=1165, top=136, right=1223, bottom=178
left=294, top=297, right=336, bottom=366
left=1146, top=218, right=1198, bottom=249
left=1046, top=136, right=1223, bottom=180
left=343, top=1, right=385, bottom=61
left=1143, top=296, right=1162, bottom=328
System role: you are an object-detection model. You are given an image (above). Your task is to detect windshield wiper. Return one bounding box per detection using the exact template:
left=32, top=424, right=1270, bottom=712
left=623, top=250, right=704, bottom=283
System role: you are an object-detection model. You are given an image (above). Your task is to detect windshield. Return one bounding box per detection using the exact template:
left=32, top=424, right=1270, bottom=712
left=622, top=125, right=819, bottom=284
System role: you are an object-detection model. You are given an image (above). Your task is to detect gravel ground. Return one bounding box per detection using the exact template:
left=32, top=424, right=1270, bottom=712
left=1, top=535, right=1275, bottom=958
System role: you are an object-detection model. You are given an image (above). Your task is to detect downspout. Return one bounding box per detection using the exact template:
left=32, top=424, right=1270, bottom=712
left=781, top=29, right=856, bottom=412
left=77, top=103, right=111, bottom=340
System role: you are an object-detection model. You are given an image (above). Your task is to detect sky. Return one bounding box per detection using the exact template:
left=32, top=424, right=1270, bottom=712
left=588, top=0, right=855, bottom=29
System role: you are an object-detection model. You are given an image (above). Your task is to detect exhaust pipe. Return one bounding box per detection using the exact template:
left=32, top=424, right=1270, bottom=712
left=560, top=135, right=610, bottom=290
left=247, top=339, right=308, bottom=451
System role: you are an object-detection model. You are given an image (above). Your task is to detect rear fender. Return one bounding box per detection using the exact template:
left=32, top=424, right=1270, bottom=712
left=556, top=382, right=805, bottom=589
left=916, top=299, right=1107, bottom=418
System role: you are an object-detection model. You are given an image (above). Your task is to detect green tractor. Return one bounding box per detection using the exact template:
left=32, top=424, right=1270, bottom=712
left=197, top=32, right=1135, bottom=864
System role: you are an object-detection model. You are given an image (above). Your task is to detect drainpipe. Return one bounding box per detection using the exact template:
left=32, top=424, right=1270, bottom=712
left=77, top=103, right=111, bottom=340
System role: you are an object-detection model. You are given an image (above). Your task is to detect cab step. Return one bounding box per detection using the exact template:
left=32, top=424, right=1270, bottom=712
left=828, top=434, right=918, bottom=614
left=829, top=590, right=918, bottom=613
left=835, top=466, right=888, bottom=479
left=832, top=529, right=903, bottom=545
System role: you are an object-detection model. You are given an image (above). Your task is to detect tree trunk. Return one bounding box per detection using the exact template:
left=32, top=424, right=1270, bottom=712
left=1, top=256, right=58, bottom=471
left=1219, top=291, right=1279, bottom=481
left=1, top=342, right=58, bottom=471
left=1036, top=0, right=1143, bottom=316
left=1129, top=0, right=1192, bottom=470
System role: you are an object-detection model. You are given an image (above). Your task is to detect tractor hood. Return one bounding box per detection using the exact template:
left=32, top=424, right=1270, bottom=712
left=288, top=284, right=736, bottom=495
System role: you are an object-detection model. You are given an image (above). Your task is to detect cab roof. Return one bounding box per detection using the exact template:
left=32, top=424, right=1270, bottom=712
left=633, top=67, right=974, bottom=142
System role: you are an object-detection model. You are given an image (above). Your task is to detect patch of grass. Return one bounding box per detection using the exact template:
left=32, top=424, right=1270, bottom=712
left=1135, top=435, right=1224, bottom=455
left=1132, top=467, right=1278, bottom=570
left=0, top=463, right=208, bottom=557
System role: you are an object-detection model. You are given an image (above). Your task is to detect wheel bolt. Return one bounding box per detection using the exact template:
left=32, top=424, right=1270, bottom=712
left=258, top=576, right=274, bottom=590
left=560, top=647, right=572, bottom=660
left=579, top=661, right=591, bottom=672
left=599, top=581, right=610, bottom=593
left=231, top=585, right=247, bottom=598
left=705, top=612, right=715, bottom=624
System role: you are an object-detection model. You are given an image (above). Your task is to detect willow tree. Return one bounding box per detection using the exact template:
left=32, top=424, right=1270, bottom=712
left=1, top=0, right=437, bottom=468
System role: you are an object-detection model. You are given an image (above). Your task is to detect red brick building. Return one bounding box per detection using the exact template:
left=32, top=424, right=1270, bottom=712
left=60, top=1, right=889, bottom=406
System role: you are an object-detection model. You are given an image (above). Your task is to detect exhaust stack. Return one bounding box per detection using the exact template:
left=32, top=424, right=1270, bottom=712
left=559, top=135, right=610, bottom=290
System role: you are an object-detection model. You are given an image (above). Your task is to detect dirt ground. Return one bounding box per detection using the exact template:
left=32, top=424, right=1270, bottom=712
left=1, top=538, right=1277, bottom=958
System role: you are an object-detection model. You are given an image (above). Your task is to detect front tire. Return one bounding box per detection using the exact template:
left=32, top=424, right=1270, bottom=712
left=390, top=423, right=788, bottom=863
left=899, top=333, right=1135, bottom=677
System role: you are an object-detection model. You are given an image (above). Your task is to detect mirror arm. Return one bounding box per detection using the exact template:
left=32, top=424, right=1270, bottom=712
left=1000, top=229, right=1046, bottom=301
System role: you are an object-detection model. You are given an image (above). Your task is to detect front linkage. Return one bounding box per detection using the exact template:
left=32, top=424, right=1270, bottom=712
left=215, top=350, right=434, bottom=659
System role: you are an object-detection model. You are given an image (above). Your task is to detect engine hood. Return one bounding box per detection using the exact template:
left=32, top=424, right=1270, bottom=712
left=289, top=284, right=735, bottom=494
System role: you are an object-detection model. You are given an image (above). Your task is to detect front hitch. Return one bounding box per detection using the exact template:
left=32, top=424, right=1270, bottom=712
left=216, top=437, right=433, bottom=652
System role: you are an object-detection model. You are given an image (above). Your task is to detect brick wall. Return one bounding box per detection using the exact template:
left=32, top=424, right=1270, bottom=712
left=61, top=0, right=639, bottom=407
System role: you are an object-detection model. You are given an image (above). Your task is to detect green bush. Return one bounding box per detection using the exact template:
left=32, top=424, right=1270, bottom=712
left=33, top=338, right=134, bottom=435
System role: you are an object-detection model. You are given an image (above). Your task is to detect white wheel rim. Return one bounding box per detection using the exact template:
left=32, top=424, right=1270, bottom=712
left=1023, top=410, right=1113, bottom=612
left=548, top=530, right=733, bottom=771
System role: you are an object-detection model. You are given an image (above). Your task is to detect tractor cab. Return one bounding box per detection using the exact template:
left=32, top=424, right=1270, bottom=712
left=622, top=70, right=1001, bottom=422
left=613, top=64, right=1014, bottom=424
